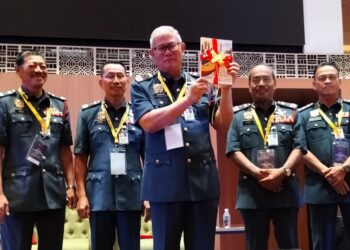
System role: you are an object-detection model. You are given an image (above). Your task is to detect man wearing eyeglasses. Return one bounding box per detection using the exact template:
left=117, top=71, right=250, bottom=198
left=226, top=64, right=305, bottom=250
left=74, top=62, right=150, bottom=250
left=131, top=25, right=239, bottom=250
left=300, top=62, right=350, bottom=249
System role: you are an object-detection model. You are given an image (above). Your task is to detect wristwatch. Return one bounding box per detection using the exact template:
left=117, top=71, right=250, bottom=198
left=342, top=164, right=350, bottom=173
left=283, top=167, right=291, bottom=177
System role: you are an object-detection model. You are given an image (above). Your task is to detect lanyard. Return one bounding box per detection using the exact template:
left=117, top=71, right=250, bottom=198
left=101, top=102, right=129, bottom=144
left=18, top=87, right=51, bottom=135
left=317, top=103, right=343, bottom=138
left=251, top=106, right=276, bottom=146
left=157, top=71, right=187, bottom=103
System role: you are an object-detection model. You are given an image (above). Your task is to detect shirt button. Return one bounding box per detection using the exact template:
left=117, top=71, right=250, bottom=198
left=42, top=169, right=46, bottom=173
left=155, top=159, right=160, bottom=164
left=21, top=117, right=25, bottom=121
left=314, top=124, right=318, bottom=127
left=176, top=88, right=180, bottom=92
left=247, top=128, right=250, bottom=132
left=53, top=118, right=57, bottom=122
left=185, top=142, right=190, bottom=147
left=184, top=127, right=188, bottom=131
left=282, top=126, right=285, bottom=129
left=160, top=101, right=164, bottom=105
left=98, top=127, right=102, bottom=130
left=243, top=175, right=247, bottom=179
left=11, top=173, right=15, bottom=177
left=187, top=158, right=191, bottom=163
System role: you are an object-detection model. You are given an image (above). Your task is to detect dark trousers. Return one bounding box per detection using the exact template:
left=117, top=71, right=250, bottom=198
left=150, top=199, right=219, bottom=250
left=240, top=208, right=299, bottom=250
left=1, top=208, right=65, bottom=250
left=90, top=210, right=141, bottom=250
left=308, top=203, right=350, bottom=250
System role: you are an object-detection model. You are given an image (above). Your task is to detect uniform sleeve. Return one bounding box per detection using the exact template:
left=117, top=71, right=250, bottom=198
left=61, top=101, right=73, bottom=146
left=209, top=86, right=219, bottom=125
left=292, top=110, right=307, bottom=154
left=74, top=110, right=89, bottom=154
left=226, top=114, right=241, bottom=157
left=0, top=99, right=8, bottom=146
left=131, top=80, right=155, bottom=124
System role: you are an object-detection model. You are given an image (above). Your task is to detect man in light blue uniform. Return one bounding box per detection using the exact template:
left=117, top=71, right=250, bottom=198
left=131, top=26, right=239, bottom=250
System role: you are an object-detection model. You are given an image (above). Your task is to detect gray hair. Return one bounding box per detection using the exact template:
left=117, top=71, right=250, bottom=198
left=149, top=26, right=182, bottom=48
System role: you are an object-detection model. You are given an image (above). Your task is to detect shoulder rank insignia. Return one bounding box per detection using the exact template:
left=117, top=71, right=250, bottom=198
left=48, top=92, right=66, bottom=101
left=81, top=100, right=101, bottom=110
left=298, top=103, right=314, bottom=112
left=277, top=101, right=297, bottom=109
left=233, top=103, right=251, bottom=113
left=0, top=89, right=16, bottom=97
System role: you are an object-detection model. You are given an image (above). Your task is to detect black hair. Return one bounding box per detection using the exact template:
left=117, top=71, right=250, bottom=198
left=16, top=50, right=45, bottom=67
left=313, top=61, right=340, bottom=79
left=100, top=61, right=126, bottom=77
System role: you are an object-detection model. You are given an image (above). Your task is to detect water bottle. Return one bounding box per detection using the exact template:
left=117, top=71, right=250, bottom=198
left=223, top=208, right=231, bottom=228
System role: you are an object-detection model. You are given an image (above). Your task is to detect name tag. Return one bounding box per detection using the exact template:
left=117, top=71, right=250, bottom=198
left=164, top=123, right=184, bottom=150
left=110, top=146, right=126, bottom=175
left=26, top=134, right=48, bottom=166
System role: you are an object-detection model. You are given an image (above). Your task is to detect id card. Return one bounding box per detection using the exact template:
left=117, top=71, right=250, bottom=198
left=267, top=132, right=278, bottom=147
left=110, top=146, right=126, bottom=175
left=164, top=123, right=184, bottom=150
left=257, top=148, right=275, bottom=169
left=26, top=134, right=48, bottom=166
left=335, top=128, right=345, bottom=140
left=332, top=139, right=349, bottom=166
left=184, top=106, right=195, bottom=121
left=118, top=126, right=129, bottom=145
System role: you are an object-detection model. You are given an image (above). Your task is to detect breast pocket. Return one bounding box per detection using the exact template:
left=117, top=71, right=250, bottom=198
left=91, top=124, right=111, bottom=144
left=276, top=124, right=293, bottom=146
left=306, top=120, right=328, bottom=142
left=50, top=117, right=63, bottom=138
left=239, top=126, right=259, bottom=149
left=11, top=113, right=34, bottom=136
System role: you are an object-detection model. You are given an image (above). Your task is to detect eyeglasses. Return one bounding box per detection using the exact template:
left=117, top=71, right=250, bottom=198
left=316, top=74, right=338, bottom=82
left=251, top=76, right=274, bottom=85
left=152, top=42, right=181, bottom=54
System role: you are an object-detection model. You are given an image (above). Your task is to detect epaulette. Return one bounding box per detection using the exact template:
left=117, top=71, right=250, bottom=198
left=134, top=73, right=154, bottom=83
left=48, top=92, right=66, bottom=101
left=81, top=100, right=101, bottom=110
left=0, top=89, right=16, bottom=98
left=188, top=72, right=199, bottom=79
left=233, top=103, right=251, bottom=113
left=277, top=101, right=298, bottom=109
left=298, top=103, right=314, bottom=112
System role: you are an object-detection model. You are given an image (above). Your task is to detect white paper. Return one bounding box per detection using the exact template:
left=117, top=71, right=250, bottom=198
left=164, top=123, right=184, bottom=150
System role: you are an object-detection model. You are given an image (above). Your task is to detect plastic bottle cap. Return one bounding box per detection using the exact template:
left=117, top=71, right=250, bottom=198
left=224, top=208, right=229, bottom=212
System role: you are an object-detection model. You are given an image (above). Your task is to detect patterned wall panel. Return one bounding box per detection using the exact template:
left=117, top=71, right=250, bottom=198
left=0, top=43, right=349, bottom=79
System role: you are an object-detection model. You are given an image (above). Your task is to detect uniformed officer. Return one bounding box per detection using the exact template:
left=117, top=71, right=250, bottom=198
left=131, top=25, right=239, bottom=250
left=300, top=61, right=350, bottom=250
left=0, top=50, right=76, bottom=250
left=226, top=64, right=305, bottom=250
left=74, top=62, right=149, bottom=250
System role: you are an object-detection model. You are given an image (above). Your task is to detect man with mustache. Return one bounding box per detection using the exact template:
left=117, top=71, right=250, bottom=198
left=226, top=64, right=305, bottom=250
left=0, top=50, right=76, bottom=250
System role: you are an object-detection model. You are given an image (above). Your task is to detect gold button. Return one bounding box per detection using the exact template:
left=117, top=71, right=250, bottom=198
left=42, top=169, right=46, bottom=173
left=187, top=158, right=191, bottom=163
left=243, top=175, right=247, bottom=179
left=184, top=127, right=188, bottom=131
left=155, top=159, right=160, bottom=164
left=185, top=142, right=190, bottom=147
left=160, top=101, right=164, bottom=105
left=11, top=173, right=15, bottom=177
